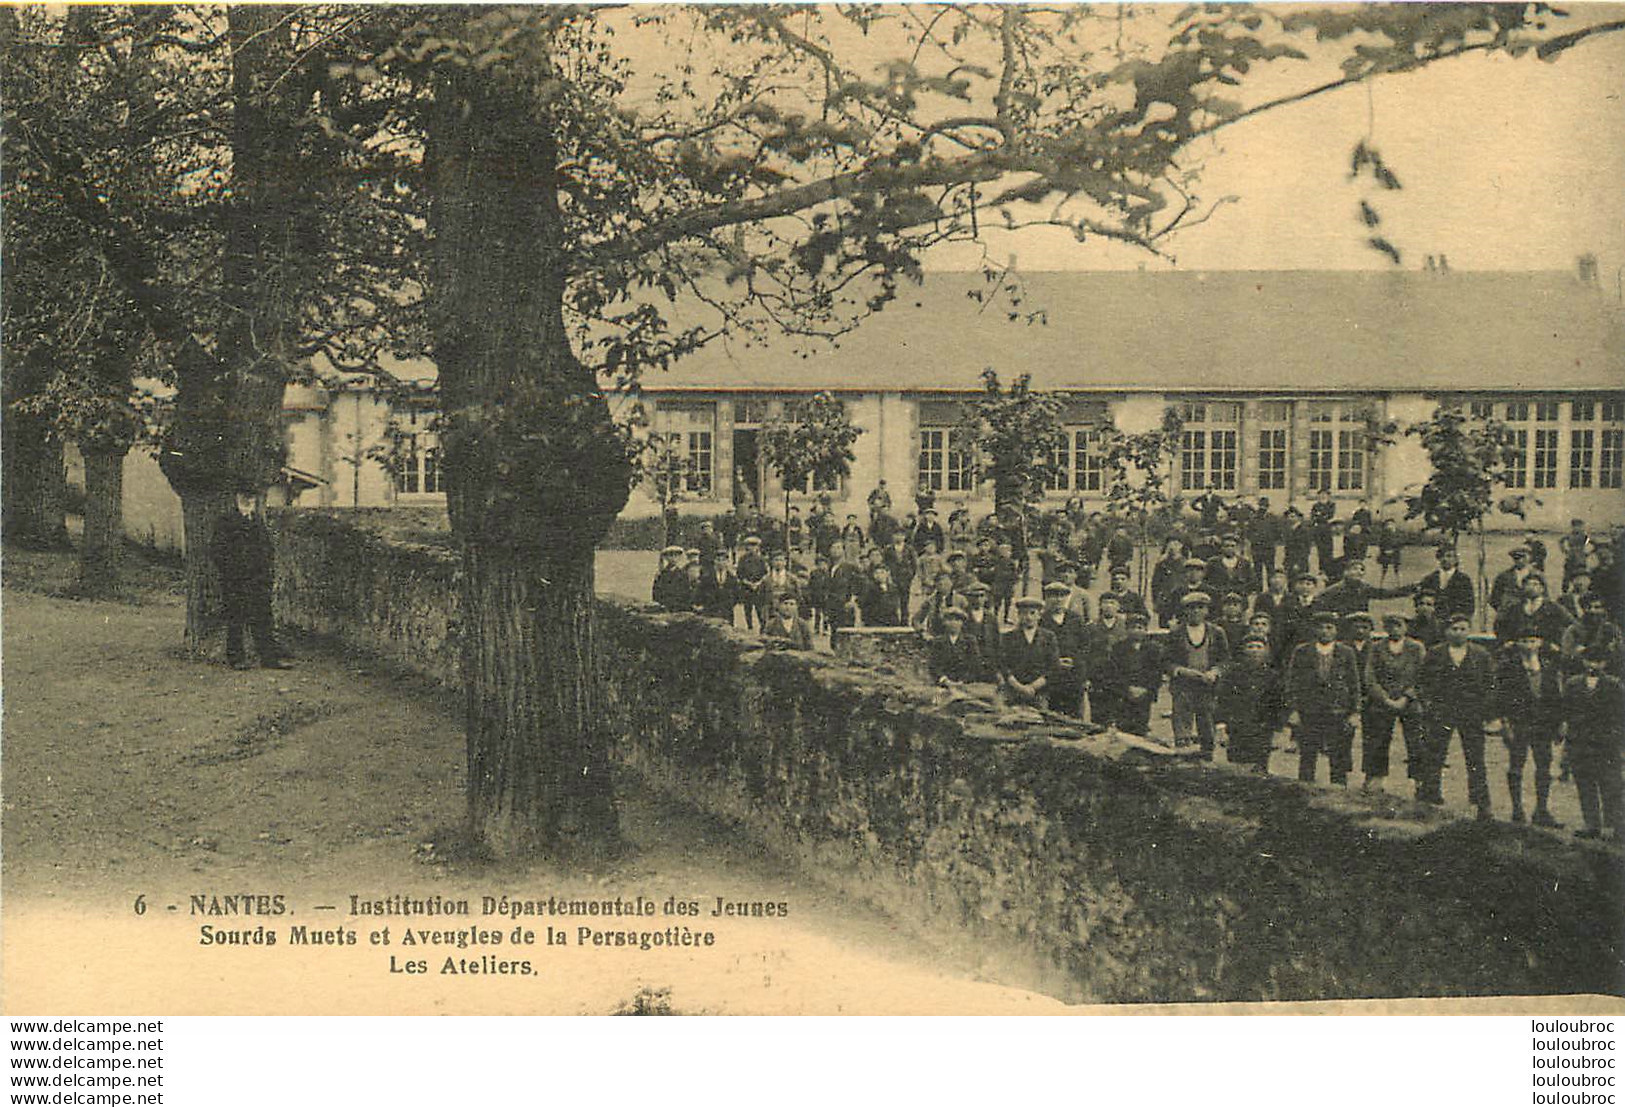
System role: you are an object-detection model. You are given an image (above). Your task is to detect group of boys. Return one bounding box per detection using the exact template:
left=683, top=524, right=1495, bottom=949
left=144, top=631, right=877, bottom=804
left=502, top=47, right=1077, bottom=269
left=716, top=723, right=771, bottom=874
left=651, top=498, right=1623, bottom=840
left=651, top=493, right=1034, bottom=648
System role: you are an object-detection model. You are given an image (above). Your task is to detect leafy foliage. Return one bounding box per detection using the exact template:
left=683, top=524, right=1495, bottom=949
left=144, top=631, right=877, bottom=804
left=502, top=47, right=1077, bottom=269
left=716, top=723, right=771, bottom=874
left=955, top=370, right=1065, bottom=515
left=1101, top=405, right=1186, bottom=521
left=1402, top=405, right=1521, bottom=538
left=632, top=428, right=693, bottom=517
left=759, top=392, right=863, bottom=532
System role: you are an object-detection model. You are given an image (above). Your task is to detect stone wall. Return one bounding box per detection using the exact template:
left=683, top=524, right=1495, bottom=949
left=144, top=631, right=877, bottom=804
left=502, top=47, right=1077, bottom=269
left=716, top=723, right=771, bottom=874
left=271, top=512, right=1625, bottom=1005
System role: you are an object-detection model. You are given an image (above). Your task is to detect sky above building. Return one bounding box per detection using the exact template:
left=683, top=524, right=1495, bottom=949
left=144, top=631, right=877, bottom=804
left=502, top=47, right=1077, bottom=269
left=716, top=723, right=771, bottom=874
left=923, top=5, right=1625, bottom=281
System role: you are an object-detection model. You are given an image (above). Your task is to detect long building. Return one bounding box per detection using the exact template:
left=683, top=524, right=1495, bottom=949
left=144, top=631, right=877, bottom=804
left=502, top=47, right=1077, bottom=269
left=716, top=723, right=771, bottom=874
left=101, top=266, right=1625, bottom=549
left=628, top=268, right=1625, bottom=530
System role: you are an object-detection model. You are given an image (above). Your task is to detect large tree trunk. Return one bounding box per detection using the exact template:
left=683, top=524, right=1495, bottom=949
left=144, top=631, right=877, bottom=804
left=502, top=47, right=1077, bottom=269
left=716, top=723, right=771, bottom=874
left=2, top=415, right=69, bottom=550
left=427, top=58, right=633, bottom=858
left=157, top=6, right=299, bottom=644
left=178, top=488, right=231, bottom=652
left=77, top=443, right=128, bottom=595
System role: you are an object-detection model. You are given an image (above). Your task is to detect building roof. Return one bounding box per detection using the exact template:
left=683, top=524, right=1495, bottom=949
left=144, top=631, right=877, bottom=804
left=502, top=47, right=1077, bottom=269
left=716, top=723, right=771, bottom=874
left=635, top=270, right=1625, bottom=395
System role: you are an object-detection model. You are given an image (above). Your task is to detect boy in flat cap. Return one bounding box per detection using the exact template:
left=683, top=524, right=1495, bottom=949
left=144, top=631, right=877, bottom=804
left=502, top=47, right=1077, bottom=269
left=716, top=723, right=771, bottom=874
left=762, top=592, right=815, bottom=651
left=1496, top=628, right=1566, bottom=826
left=1284, top=610, right=1362, bottom=786
left=1363, top=612, right=1426, bottom=793
left=1417, top=613, right=1499, bottom=817
left=1000, top=597, right=1058, bottom=708
left=1216, top=634, right=1284, bottom=773
left=1164, top=591, right=1228, bottom=757
left=1101, top=565, right=1148, bottom=619
left=1101, top=612, right=1162, bottom=734
left=735, top=536, right=770, bottom=629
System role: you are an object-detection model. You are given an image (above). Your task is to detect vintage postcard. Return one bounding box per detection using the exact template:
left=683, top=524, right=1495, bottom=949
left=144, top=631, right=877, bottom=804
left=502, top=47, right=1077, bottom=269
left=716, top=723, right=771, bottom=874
left=3, top=3, right=1622, bottom=1020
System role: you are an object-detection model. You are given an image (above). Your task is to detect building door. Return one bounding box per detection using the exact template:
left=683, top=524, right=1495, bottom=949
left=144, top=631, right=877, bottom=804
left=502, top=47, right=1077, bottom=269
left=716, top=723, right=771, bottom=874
left=732, top=427, right=761, bottom=509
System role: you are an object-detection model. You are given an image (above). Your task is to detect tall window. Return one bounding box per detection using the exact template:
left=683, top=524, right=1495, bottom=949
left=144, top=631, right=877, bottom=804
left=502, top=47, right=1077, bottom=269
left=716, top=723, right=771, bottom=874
left=1307, top=402, right=1369, bottom=493
left=1047, top=433, right=1071, bottom=492
left=1533, top=427, right=1560, bottom=490
left=918, top=428, right=972, bottom=493
left=657, top=401, right=716, bottom=496
left=395, top=434, right=443, bottom=495
left=1502, top=402, right=1529, bottom=488
left=1603, top=399, right=1625, bottom=490
left=1468, top=400, right=1494, bottom=421
left=1046, top=427, right=1105, bottom=493
left=1257, top=429, right=1288, bottom=490
left=1256, top=401, right=1291, bottom=491
left=1570, top=420, right=1596, bottom=489
left=1074, top=429, right=1105, bottom=493
left=1178, top=401, right=1239, bottom=492
left=684, top=431, right=714, bottom=494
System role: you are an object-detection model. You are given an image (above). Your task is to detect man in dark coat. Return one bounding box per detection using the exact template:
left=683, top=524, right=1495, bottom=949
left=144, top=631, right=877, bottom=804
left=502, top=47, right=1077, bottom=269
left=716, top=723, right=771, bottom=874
left=652, top=545, right=690, bottom=612
left=882, top=531, right=919, bottom=623
left=1409, top=589, right=1445, bottom=649
left=1040, top=581, right=1090, bottom=717
left=1416, top=545, right=1477, bottom=623
left=826, top=541, right=866, bottom=642
left=1493, top=574, right=1574, bottom=650
left=1489, top=546, right=1536, bottom=616
left=1497, top=629, right=1567, bottom=826
left=1284, top=610, right=1362, bottom=786
left=1561, top=592, right=1623, bottom=674
left=1308, top=492, right=1338, bottom=580
left=1000, top=597, right=1058, bottom=707
left=1562, top=647, right=1624, bottom=839
left=1251, top=567, right=1293, bottom=628
left=1417, top=613, right=1500, bottom=817
left=929, top=607, right=986, bottom=685
left=1312, top=558, right=1410, bottom=617
left=211, top=491, right=288, bottom=670
left=1100, top=565, right=1148, bottom=619
left=761, top=593, right=815, bottom=650
left=1245, top=496, right=1278, bottom=588
left=858, top=565, right=905, bottom=627
left=1206, top=533, right=1256, bottom=600
left=735, top=536, right=771, bottom=629
left=1276, top=572, right=1322, bottom=658
left=1083, top=593, right=1130, bottom=725
left=959, top=582, right=1002, bottom=678
left=913, top=508, right=946, bottom=554
left=1282, top=507, right=1314, bottom=579
left=697, top=553, right=739, bottom=622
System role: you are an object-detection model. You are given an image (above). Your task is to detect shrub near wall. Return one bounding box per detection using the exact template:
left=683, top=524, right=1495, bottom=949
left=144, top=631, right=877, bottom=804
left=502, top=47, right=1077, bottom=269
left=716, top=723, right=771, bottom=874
left=272, top=514, right=1625, bottom=1005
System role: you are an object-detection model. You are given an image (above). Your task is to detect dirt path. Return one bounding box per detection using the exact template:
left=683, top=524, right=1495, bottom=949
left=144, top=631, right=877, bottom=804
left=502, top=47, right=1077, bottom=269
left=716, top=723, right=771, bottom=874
left=1, top=583, right=1063, bottom=1014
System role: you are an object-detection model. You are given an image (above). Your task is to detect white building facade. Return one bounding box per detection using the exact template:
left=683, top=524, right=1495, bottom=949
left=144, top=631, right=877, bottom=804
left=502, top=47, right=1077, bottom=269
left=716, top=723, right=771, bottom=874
left=629, top=269, right=1625, bottom=530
